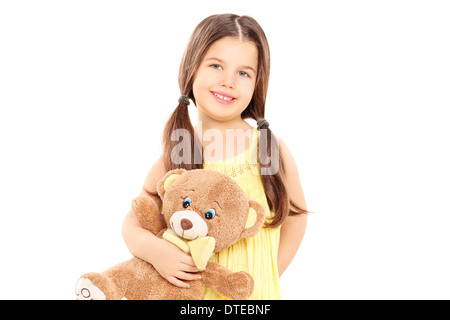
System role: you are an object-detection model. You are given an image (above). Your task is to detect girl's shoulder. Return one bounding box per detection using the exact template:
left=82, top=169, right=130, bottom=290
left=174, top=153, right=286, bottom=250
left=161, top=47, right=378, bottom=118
left=278, top=138, right=299, bottom=174
left=277, top=138, right=304, bottom=202
left=141, top=155, right=167, bottom=195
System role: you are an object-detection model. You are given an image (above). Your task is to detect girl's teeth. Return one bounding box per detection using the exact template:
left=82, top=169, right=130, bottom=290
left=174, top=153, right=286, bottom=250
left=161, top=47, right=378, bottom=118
left=214, top=92, right=233, bottom=101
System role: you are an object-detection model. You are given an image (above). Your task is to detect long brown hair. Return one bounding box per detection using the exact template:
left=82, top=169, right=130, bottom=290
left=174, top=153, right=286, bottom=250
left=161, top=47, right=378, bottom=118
left=162, top=14, right=307, bottom=227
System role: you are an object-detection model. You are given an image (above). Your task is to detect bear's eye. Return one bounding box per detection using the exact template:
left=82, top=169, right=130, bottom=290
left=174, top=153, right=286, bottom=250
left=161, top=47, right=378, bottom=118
left=183, top=197, right=191, bottom=209
left=204, top=209, right=215, bottom=220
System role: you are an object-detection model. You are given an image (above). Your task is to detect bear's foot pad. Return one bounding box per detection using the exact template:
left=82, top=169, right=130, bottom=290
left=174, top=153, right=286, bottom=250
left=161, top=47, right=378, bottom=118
left=75, top=278, right=106, bottom=300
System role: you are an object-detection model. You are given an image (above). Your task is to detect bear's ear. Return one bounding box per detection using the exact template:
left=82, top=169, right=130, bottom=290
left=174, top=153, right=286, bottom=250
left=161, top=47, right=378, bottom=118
left=156, top=169, right=186, bottom=199
left=240, top=200, right=266, bottom=238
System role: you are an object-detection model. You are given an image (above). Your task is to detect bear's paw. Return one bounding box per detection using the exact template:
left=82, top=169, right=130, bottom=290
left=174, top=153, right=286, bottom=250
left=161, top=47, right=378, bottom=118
left=75, top=277, right=106, bottom=300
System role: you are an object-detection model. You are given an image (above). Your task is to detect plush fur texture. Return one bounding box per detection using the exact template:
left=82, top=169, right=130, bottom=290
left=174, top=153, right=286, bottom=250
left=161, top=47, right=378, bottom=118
left=76, top=169, right=266, bottom=300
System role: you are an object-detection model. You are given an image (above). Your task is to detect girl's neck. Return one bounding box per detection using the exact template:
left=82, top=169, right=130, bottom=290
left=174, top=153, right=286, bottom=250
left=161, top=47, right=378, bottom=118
left=197, top=116, right=252, bottom=134
left=195, top=115, right=254, bottom=161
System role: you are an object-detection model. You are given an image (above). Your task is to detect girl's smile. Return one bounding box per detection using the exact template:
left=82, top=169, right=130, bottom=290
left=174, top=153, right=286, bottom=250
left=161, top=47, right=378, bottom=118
left=211, top=91, right=236, bottom=104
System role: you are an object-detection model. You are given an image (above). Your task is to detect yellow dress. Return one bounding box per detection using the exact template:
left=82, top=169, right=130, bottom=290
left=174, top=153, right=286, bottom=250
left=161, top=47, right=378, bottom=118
left=201, top=127, right=281, bottom=300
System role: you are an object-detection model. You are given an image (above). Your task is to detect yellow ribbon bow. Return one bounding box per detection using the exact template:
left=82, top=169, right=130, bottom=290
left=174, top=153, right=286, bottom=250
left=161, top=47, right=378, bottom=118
left=162, top=229, right=215, bottom=270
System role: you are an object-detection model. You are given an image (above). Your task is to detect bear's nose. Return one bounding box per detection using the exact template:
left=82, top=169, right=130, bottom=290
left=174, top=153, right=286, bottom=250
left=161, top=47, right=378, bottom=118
left=180, top=218, right=193, bottom=230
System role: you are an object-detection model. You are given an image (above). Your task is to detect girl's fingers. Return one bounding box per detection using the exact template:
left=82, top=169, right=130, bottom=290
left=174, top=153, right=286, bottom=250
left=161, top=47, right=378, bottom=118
left=167, top=272, right=202, bottom=289
left=166, top=276, right=189, bottom=288
left=176, top=271, right=203, bottom=281
left=179, top=255, right=199, bottom=268
left=180, top=262, right=202, bottom=273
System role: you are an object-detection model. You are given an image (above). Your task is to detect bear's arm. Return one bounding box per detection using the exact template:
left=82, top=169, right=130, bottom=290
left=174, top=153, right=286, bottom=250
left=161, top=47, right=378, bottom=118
left=203, top=262, right=254, bottom=300
left=131, top=195, right=166, bottom=235
left=131, top=155, right=167, bottom=235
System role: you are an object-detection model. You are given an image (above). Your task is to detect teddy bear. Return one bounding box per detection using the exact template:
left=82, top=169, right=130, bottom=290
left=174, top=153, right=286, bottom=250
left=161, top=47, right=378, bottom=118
left=75, top=168, right=266, bottom=300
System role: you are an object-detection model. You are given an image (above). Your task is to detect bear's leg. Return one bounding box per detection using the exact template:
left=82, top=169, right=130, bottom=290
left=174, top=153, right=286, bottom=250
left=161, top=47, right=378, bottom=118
left=75, top=272, right=122, bottom=300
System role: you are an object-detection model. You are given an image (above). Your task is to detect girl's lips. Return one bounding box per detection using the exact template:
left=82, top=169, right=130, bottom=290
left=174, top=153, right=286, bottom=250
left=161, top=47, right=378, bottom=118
left=211, top=91, right=236, bottom=104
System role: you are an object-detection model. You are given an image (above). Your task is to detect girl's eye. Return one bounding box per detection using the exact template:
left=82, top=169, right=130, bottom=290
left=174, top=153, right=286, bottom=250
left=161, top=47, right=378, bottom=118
left=183, top=197, right=192, bottom=208
left=210, top=64, right=222, bottom=70
left=204, top=209, right=215, bottom=220
left=238, top=71, right=249, bottom=77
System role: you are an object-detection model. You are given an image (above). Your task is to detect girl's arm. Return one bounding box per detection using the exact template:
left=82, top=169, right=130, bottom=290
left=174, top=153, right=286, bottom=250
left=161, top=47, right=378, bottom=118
left=278, top=139, right=308, bottom=277
left=122, top=156, right=202, bottom=287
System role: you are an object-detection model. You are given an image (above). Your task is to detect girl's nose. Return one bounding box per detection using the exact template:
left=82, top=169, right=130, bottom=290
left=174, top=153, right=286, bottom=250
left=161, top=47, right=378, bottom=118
left=219, top=72, right=235, bottom=88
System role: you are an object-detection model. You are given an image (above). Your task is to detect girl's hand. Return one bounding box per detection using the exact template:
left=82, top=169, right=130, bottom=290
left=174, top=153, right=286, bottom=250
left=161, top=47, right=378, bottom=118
left=150, top=237, right=203, bottom=288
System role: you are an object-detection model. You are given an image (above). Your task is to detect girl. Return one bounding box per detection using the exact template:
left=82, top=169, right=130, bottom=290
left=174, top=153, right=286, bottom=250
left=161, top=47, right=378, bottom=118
left=122, top=13, right=307, bottom=299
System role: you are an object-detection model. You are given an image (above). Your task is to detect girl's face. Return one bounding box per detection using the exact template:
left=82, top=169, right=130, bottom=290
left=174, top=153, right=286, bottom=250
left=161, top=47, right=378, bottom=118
left=192, top=36, right=258, bottom=124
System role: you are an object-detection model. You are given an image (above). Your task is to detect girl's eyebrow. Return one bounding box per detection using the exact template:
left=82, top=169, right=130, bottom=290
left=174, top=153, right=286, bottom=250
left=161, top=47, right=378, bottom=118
left=204, top=57, right=256, bottom=74
left=204, top=57, right=224, bottom=63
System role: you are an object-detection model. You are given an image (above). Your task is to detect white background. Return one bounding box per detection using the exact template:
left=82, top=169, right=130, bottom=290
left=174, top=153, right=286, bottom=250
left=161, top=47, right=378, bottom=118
left=1, top=0, right=449, bottom=300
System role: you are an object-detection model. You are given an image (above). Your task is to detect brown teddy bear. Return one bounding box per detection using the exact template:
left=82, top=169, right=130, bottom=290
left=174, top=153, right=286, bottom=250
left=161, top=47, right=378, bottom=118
left=75, top=169, right=266, bottom=300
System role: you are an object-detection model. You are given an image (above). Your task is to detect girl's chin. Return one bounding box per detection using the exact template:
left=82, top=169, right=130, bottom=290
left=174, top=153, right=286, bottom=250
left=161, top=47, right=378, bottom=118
left=198, top=108, right=244, bottom=122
